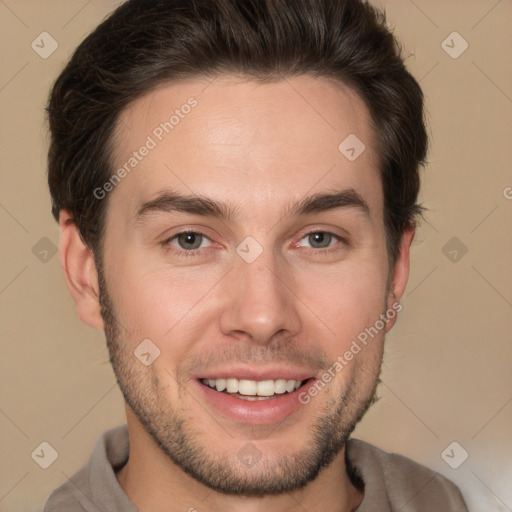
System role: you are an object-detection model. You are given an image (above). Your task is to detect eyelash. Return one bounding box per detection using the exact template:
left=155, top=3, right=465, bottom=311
left=162, top=229, right=348, bottom=258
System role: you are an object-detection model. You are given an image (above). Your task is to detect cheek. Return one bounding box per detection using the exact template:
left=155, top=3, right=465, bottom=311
left=296, top=263, right=388, bottom=346
left=106, top=258, right=224, bottom=347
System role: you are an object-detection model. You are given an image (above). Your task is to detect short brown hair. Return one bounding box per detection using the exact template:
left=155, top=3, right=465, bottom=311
left=46, top=0, right=428, bottom=268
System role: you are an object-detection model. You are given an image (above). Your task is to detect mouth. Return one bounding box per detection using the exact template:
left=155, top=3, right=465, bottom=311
left=199, top=377, right=312, bottom=401
left=193, top=372, right=318, bottom=425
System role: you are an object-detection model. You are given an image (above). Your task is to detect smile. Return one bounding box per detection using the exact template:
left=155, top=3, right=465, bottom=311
left=193, top=369, right=318, bottom=424
left=201, top=378, right=305, bottom=400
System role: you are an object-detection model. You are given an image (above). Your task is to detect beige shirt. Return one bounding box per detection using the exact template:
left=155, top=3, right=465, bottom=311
left=43, top=424, right=468, bottom=511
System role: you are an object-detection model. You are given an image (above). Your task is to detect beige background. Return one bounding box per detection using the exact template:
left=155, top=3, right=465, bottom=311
left=1, top=1, right=511, bottom=511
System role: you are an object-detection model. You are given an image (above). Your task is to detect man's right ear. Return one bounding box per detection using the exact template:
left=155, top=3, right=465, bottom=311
left=58, top=210, right=104, bottom=330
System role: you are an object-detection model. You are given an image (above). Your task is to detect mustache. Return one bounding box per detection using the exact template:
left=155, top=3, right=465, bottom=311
left=178, top=341, right=331, bottom=376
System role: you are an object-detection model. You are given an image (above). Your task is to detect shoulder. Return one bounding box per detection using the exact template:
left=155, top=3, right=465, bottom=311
left=42, top=466, right=90, bottom=512
left=346, top=438, right=468, bottom=511
left=43, top=424, right=131, bottom=512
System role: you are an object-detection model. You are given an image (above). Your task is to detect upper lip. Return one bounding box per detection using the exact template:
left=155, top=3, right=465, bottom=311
left=193, top=366, right=318, bottom=382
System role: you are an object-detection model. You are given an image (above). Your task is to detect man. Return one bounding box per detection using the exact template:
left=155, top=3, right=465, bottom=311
left=43, top=0, right=468, bottom=510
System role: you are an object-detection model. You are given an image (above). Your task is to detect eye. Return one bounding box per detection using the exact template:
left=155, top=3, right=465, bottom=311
left=164, top=230, right=213, bottom=255
left=297, top=231, right=343, bottom=250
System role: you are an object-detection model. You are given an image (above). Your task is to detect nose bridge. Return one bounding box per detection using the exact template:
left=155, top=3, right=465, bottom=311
left=218, top=241, right=301, bottom=343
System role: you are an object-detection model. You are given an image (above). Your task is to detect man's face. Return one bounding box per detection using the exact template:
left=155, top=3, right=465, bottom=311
left=99, top=74, right=396, bottom=495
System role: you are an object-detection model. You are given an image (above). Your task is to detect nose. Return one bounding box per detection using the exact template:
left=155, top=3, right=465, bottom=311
left=218, top=248, right=302, bottom=345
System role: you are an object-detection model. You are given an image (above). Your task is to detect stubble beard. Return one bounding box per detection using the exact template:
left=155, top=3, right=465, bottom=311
left=97, top=265, right=382, bottom=496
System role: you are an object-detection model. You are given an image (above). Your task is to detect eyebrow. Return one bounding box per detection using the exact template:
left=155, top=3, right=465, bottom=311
left=135, top=187, right=370, bottom=223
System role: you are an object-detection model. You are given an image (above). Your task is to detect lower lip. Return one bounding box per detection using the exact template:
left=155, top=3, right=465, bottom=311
left=193, top=379, right=317, bottom=425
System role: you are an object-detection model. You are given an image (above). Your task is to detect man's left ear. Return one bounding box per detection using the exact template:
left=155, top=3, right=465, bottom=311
left=385, top=225, right=415, bottom=332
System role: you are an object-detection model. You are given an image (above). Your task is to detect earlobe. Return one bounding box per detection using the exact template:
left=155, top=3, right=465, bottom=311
left=58, top=210, right=104, bottom=330
left=385, top=225, right=415, bottom=332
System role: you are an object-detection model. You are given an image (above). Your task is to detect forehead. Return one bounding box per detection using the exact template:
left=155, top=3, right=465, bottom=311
left=109, top=74, right=382, bottom=223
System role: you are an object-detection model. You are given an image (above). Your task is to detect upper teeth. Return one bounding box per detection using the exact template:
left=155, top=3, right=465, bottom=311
left=202, top=378, right=303, bottom=396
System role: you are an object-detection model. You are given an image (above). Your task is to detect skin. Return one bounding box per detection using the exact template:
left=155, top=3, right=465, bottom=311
left=59, top=74, right=414, bottom=512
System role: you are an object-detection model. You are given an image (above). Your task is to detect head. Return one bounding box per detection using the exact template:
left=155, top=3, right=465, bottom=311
left=48, top=0, right=427, bottom=497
